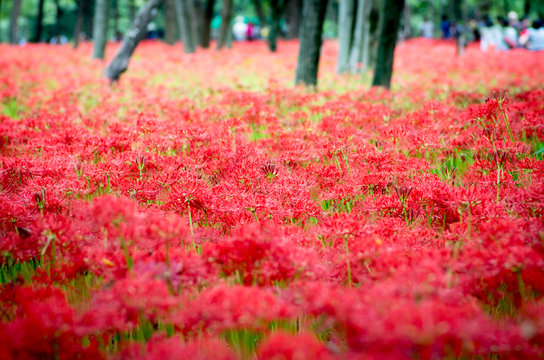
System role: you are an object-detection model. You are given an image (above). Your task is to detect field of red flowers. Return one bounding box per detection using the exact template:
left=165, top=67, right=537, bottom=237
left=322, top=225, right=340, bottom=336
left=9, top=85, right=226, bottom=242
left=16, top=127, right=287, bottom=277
left=1, top=38, right=544, bottom=359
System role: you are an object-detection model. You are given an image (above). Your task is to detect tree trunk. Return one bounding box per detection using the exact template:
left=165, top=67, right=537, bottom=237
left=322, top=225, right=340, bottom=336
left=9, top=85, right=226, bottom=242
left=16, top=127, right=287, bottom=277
left=93, top=0, right=109, bottom=59
left=217, top=0, right=233, bottom=50
left=524, top=0, right=530, bottom=15
left=73, top=0, right=85, bottom=48
left=174, top=0, right=196, bottom=53
left=348, top=0, right=371, bottom=73
left=54, top=0, right=62, bottom=38
left=105, top=0, right=164, bottom=81
left=200, top=0, right=215, bottom=47
left=286, top=0, right=302, bottom=39
left=294, top=0, right=329, bottom=86
left=112, top=0, right=120, bottom=36
left=190, top=0, right=202, bottom=46
left=450, top=0, right=465, bottom=56
left=401, top=2, right=410, bottom=40
left=9, top=0, right=21, bottom=44
left=129, top=0, right=137, bottom=23
left=268, top=0, right=288, bottom=52
left=165, top=0, right=178, bottom=44
left=336, top=0, right=356, bottom=73
left=33, top=0, right=45, bottom=42
left=252, top=0, right=266, bottom=30
left=371, top=0, right=404, bottom=89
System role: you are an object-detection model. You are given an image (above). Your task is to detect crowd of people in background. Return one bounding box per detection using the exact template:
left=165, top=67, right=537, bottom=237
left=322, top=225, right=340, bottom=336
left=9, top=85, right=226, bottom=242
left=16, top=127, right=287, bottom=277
left=479, top=12, right=544, bottom=51
left=421, top=11, right=544, bottom=52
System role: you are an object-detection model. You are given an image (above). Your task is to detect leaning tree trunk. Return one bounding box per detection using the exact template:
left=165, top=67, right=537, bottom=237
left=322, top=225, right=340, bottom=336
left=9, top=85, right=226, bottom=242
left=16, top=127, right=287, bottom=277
left=174, top=0, right=196, bottom=53
left=268, top=0, right=287, bottom=52
left=73, top=0, right=85, bottom=48
left=371, top=0, right=404, bottom=89
left=348, top=0, right=371, bottom=73
left=92, top=0, right=109, bottom=59
left=200, top=0, right=215, bottom=47
left=217, top=0, right=233, bottom=49
left=9, top=0, right=21, bottom=44
left=294, top=0, right=329, bottom=86
left=33, top=0, right=45, bottom=42
left=105, top=0, right=164, bottom=81
left=164, top=0, right=178, bottom=44
left=336, top=0, right=356, bottom=73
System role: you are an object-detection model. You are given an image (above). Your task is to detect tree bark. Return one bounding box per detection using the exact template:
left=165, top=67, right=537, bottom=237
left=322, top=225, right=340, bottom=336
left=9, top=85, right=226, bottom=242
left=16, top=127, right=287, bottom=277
left=348, top=0, right=371, bottom=73
left=93, top=0, right=110, bottom=59
left=252, top=0, right=266, bottom=29
left=371, top=0, right=404, bottom=89
left=129, top=0, right=137, bottom=23
left=286, top=0, right=302, bottom=39
left=174, top=0, right=196, bottom=53
left=200, top=0, right=215, bottom=47
left=401, top=2, right=410, bottom=40
left=112, top=0, right=120, bottom=36
left=294, top=0, right=329, bottom=86
left=73, top=0, right=85, bottom=48
left=165, top=0, right=178, bottom=44
left=217, top=0, right=233, bottom=50
left=9, top=0, right=21, bottom=44
left=105, top=0, right=164, bottom=81
left=336, top=0, right=356, bottom=73
left=33, top=0, right=45, bottom=42
left=268, top=0, right=288, bottom=52
left=190, top=0, right=202, bottom=46
left=54, top=0, right=63, bottom=38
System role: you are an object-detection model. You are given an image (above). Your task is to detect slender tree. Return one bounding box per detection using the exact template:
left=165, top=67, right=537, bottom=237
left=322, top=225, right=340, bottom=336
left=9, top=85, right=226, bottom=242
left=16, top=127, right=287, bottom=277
left=371, top=0, right=404, bottom=89
left=336, top=0, right=356, bottom=73
left=268, top=0, right=288, bottom=52
left=217, top=0, right=233, bottom=49
left=252, top=0, right=266, bottom=28
left=294, top=0, right=329, bottom=86
left=174, top=0, right=196, bottom=53
left=54, top=0, right=63, bottom=39
left=129, top=0, right=137, bottom=23
left=105, top=0, right=164, bottom=81
left=165, top=0, right=178, bottom=45
left=112, top=0, right=120, bottom=37
left=73, top=0, right=86, bottom=48
left=286, top=0, right=302, bottom=39
left=348, top=0, right=371, bottom=73
left=190, top=0, right=202, bottom=46
left=33, top=0, right=45, bottom=42
left=200, top=0, right=215, bottom=47
left=9, top=0, right=22, bottom=44
left=93, top=0, right=110, bottom=59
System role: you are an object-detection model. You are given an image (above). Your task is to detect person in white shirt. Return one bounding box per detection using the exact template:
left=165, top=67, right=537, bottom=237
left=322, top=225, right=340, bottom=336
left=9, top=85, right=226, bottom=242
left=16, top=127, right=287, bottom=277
left=420, top=18, right=434, bottom=38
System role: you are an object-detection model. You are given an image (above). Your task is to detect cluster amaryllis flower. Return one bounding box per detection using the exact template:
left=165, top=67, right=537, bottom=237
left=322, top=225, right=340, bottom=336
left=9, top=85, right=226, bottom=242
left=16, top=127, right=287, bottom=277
left=1, top=39, right=543, bottom=359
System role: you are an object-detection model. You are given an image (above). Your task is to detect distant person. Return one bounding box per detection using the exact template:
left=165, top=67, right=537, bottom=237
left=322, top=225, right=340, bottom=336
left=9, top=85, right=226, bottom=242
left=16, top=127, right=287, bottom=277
left=420, top=18, right=434, bottom=38
left=494, top=17, right=510, bottom=50
left=520, top=20, right=544, bottom=51
left=441, top=15, right=451, bottom=38
left=233, top=16, right=247, bottom=41
left=504, top=12, right=519, bottom=47
left=246, top=22, right=255, bottom=41
left=479, top=15, right=495, bottom=51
